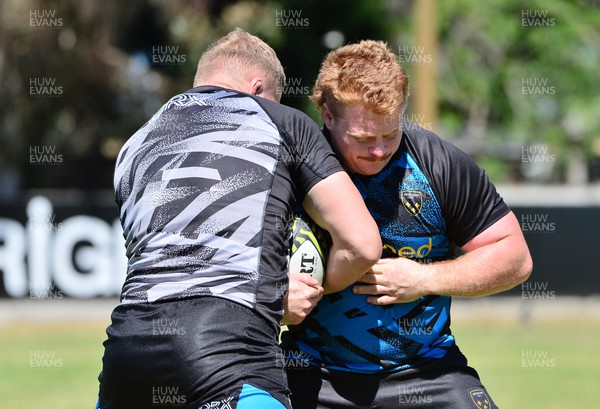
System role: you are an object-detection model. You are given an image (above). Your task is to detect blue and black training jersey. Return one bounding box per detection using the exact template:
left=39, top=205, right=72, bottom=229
left=281, top=125, right=509, bottom=374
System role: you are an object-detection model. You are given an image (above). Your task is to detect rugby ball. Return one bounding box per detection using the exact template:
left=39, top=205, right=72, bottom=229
left=288, top=216, right=330, bottom=285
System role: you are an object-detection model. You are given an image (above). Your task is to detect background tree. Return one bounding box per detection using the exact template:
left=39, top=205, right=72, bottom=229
left=1, top=0, right=598, bottom=198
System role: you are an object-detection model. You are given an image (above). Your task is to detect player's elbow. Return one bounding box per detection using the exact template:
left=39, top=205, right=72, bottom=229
left=516, top=250, right=533, bottom=284
left=324, top=249, right=377, bottom=294
left=507, top=244, right=533, bottom=289
left=354, top=231, right=382, bottom=270
left=324, top=234, right=381, bottom=294
left=342, top=228, right=382, bottom=278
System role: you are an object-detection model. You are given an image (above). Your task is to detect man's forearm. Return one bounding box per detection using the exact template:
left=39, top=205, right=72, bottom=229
left=354, top=212, right=533, bottom=304
left=424, top=236, right=532, bottom=297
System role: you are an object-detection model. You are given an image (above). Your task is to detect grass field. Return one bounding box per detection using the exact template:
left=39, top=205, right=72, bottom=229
left=452, top=319, right=600, bottom=408
left=1, top=315, right=598, bottom=408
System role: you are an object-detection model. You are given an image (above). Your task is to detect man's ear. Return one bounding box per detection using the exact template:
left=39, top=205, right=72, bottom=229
left=322, top=103, right=335, bottom=130
left=249, top=78, right=264, bottom=96
left=249, top=77, right=280, bottom=102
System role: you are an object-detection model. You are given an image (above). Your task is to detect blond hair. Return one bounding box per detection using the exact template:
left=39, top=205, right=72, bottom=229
left=312, top=40, right=409, bottom=117
left=193, top=28, right=285, bottom=98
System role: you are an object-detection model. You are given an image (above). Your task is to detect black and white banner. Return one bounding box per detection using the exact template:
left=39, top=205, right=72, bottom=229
left=0, top=195, right=126, bottom=298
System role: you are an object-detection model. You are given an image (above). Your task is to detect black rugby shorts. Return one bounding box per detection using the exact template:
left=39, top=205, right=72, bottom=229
left=98, top=297, right=291, bottom=409
left=286, top=362, right=498, bottom=409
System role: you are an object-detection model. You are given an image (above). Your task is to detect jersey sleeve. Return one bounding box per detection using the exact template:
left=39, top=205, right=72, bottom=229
left=255, top=99, right=343, bottom=199
left=282, top=111, right=343, bottom=197
left=407, top=128, right=510, bottom=247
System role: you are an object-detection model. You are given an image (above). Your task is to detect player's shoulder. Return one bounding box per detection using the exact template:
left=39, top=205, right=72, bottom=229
left=402, top=123, right=472, bottom=165
left=185, top=85, right=318, bottom=134
left=251, top=94, right=317, bottom=127
left=403, top=124, right=457, bottom=154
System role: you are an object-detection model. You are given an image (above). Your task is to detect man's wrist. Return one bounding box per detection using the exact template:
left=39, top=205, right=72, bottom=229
left=418, top=261, right=441, bottom=296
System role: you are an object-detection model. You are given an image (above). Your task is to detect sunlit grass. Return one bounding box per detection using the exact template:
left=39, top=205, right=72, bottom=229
left=1, top=317, right=597, bottom=408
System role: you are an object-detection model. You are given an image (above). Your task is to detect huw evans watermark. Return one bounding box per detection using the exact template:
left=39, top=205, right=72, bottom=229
left=29, top=78, right=63, bottom=97
left=398, top=386, right=433, bottom=405
left=275, top=213, right=296, bottom=232
left=152, top=318, right=187, bottom=336
left=521, top=145, right=556, bottom=164
left=154, top=116, right=189, bottom=133
left=521, top=10, right=556, bottom=27
left=278, top=145, right=313, bottom=165
left=520, top=213, right=556, bottom=234
left=521, top=77, right=556, bottom=97
left=30, top=9, right=63, bottom=29
left=276, top=350, right=311, bottom=368
left=29, top=350, right=63, bottom=367
left=398, top=318, right=434, bottom=338
left=152, top=45, right=187, bottom=66
left=402, top=113, right=433, bottom=132
left=521, top=281, right=555, bottom=299
left=278, top=77, right=310, bottom=98
left=521, top=350, right=556, bottom=368
left=152, top=386, right=187, bottom=406
left=30, top=283, right=63, bottom=300
left=28, top=212, right=63, bottom=232
left=275, top=9, right=309, bottom=29
left=29, top=146, right=63, bottom=165
left=398, top=45, right=433, bottom=64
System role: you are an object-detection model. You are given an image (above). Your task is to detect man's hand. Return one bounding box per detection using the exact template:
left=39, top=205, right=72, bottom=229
left=353, top=258, right=427, bottom=305
left=283, top=273, right=324, bottom=325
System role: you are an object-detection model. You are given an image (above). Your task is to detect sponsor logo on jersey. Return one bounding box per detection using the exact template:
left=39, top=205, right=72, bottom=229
left=382, top=237, right=432, bottom=259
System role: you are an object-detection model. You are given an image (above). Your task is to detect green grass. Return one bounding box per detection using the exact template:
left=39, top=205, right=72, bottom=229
left=0, top=322, right=107, bottom=409
left=452, top=319, right=600, bottom=408
left=1, top=318, right=598, bottom=408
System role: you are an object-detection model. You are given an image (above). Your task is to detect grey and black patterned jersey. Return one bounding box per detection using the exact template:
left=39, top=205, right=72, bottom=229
left=114, top=86, right=342, bottom=327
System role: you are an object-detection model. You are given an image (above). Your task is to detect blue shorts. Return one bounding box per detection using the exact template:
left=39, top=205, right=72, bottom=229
left=97, top=297, right=291, bottom=409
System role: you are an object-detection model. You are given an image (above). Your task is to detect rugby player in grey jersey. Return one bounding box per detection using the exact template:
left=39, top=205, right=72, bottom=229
left=96, top=29, right=381, bottom=409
